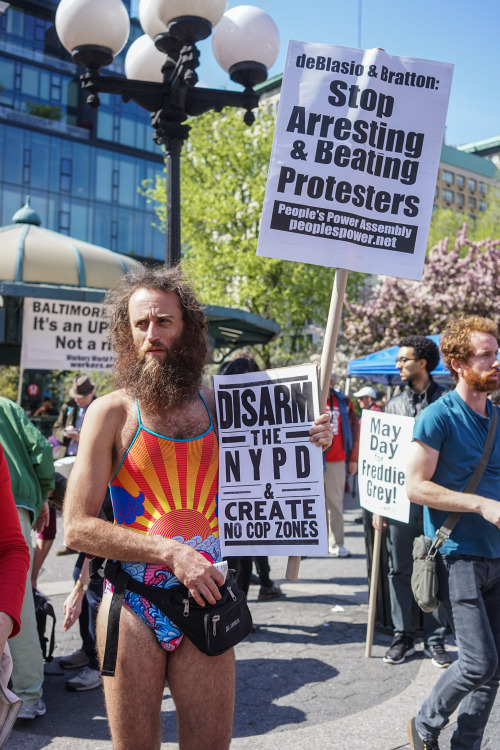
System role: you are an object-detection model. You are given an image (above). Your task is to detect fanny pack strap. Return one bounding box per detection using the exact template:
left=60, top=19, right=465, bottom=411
left=101, top=563, right=131, bottom=677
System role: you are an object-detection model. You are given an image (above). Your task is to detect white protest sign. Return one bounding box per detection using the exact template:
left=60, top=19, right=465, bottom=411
left=257, top=42, right=453, bottom=280
left=358, top=411, right=414, bottom=523
left=214, top=364, right=328, bottom=557
left=20, top=298, right=113, bottom=371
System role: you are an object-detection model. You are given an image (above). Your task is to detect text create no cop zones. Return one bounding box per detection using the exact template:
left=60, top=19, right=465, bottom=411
left=271, top=201, right=417, bottom=254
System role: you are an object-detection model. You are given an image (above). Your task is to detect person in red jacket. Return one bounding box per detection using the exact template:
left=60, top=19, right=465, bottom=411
left=0, top=443, right=30, bottom=681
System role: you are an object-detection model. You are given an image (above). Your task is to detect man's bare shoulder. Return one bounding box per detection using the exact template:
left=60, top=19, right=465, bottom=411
left=88, top=389, right=131, bottom=417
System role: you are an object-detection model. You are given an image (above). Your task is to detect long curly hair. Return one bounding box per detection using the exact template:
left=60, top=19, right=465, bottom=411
left=105, top=266, right=207, bottom=352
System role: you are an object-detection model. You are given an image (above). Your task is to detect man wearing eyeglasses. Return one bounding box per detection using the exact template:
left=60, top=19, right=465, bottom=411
left=374, top=335, right=451, bottom=668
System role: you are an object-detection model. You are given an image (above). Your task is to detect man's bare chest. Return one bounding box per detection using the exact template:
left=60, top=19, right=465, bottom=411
left=114, top=397, right=213, bottom=466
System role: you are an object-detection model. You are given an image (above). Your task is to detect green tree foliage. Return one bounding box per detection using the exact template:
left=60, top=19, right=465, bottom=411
left=427, top=188, right=500, bottom=249
left=141, top=108, right=362, bottom=367
left=25, top=101, right=62, bottom=121
left=0, top=366, right=19, bottom=401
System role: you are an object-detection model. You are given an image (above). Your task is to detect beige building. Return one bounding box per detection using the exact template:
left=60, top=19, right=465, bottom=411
left=434, top=144, right=498, bottom=221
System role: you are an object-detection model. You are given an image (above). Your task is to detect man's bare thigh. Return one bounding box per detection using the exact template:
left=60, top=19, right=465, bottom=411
left=97, top=593, right=168, bottom=750
left=167, top=637, right=235, bottom=750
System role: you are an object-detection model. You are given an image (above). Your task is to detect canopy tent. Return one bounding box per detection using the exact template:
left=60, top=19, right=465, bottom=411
left=347, top=334, right=453, bottom=387
left=0, top=198, right=280, bottom=366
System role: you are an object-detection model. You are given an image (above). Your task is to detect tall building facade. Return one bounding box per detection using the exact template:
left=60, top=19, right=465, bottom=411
left=434, top=144, right=497, bottom=221
left=0, top=0, right=165, bottom=261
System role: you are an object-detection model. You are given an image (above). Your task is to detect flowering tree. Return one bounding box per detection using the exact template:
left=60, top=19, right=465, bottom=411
left=344, top=224, right=500, bottom=356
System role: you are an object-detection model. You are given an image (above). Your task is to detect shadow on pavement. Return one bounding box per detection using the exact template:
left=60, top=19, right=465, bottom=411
left=233, top=657, right=338, bottom=737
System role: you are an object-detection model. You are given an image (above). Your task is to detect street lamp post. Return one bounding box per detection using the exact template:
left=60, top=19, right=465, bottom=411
left=55, top=0, right=279, bottom=267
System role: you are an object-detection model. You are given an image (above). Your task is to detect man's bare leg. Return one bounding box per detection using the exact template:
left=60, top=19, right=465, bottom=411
left=97, top=594, right=167, bottom=750
left=167, top=638, right=235, bottom=750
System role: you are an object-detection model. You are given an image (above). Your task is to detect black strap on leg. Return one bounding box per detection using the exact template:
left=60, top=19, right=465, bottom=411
left=100, top=567, right=130, bottom=677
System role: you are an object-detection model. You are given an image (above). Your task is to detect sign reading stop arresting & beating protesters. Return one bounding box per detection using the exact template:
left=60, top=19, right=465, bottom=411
left=257, top=42, right=453, bottom=280
left=20, top=297, right=113, bottom=371
left=358, top=411, right=414, bottom=523
left=214, top=364, right=328, bottom=557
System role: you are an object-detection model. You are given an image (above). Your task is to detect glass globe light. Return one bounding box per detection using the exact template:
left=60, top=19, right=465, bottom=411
left=149, top=0, right=227, bottom=28
left=125, top=34, right=166, bottom=82
left=212, top=6, right=279, bottom=87
left=55, top=0, right=130, bottom=66
left=139, top=0, right=168, bottom=40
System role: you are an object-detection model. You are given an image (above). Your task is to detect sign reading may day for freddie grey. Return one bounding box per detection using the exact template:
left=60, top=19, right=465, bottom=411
left=214, top=364, right=328, bottom=557
left=358, top=410, right=415, bottom=523
left=257, top=42, right=454, bottom=280
left=20, top=297, right=113, bottom=371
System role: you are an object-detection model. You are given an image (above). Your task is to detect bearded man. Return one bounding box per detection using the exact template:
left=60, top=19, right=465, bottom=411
left=406, top=316, right=500, bottom=750
left=62, top=266, right=333, bottom=750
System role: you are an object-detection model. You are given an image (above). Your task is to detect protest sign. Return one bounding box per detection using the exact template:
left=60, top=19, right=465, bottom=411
left=214, top=364, right=328, bottom=557
left=20, top=297, right=113, bottom=371
left=358, top=410, right=414, bottom=523
left=257, top=42, right=453, bottom=280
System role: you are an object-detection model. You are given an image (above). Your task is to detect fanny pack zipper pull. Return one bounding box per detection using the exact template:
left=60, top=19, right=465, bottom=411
left=183, top=598, right=190, bottom=617
left=227, top=586, right=237, bottom=601
left=212, top=614, right=221, bottom=636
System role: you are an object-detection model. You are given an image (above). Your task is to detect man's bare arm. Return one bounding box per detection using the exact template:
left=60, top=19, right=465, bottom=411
left=406, top=439, right=500, bottom=528
left=63, top=394, right=224, bottom=606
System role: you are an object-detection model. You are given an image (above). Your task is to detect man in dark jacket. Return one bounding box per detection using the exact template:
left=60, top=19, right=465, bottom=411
left=375, top=336, right=451, bottom=668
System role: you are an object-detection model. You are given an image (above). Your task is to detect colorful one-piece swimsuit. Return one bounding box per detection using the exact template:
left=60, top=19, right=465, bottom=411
left=107, top=394, right=220, bottom=651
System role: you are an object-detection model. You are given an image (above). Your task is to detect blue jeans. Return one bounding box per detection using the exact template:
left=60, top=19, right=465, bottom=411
left=386, top=503, right=447, bottom=644
left=415, top=554, right=500, bottom=750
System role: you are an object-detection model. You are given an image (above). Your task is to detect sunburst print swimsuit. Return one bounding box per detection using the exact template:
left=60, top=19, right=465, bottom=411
left=107, top=393, right=220, bottom=651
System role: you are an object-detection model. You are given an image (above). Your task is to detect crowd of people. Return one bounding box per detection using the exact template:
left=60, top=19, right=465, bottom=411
left=1, top=267, right=499, bottom=750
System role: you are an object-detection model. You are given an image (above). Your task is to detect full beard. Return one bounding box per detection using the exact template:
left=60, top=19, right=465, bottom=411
left=462, top=366, right=500, bottom=393
left=113, top=332, right=206, bottom=412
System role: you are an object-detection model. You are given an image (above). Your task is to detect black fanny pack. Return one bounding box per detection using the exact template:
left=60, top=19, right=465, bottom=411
left=91, top=559, right=252, bottom=677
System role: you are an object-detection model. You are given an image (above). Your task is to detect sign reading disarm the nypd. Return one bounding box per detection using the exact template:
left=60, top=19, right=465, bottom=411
left=214, top=364, right=328, bottom=557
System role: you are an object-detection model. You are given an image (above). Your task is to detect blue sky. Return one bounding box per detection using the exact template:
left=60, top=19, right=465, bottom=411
left=131, top=1, right=499, bottom=147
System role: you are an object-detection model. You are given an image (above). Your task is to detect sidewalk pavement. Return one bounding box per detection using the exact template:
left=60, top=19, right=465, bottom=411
left=7, top=498, right=500, bottom=749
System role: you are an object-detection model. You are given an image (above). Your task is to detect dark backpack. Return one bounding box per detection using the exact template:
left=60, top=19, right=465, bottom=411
left=32, top=589, right=56, bottom=662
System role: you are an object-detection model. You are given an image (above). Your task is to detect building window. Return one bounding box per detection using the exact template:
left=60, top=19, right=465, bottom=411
left=23, top=148, right=31, bottom=184
left=435, top=186, right=439, bottom=198
left=14, top=61, right=22, bottom=92
left=456, top=174, right=465, bottom=189
left=59, top=210, right=70, bottom=234
left=468, top=178, right=476, bottom=192
left=111, top=219, right=118, bottom=252
left=479, top=200, right=488, bottom=212
left=50, top=74, right=62, bottom=102
left=60, top=158, right=72, bottom=192
left=479, top=181, right=488, bottom=195
left=112, top=169, right=119, bottom=202
left=456, top=193, right=465, bottom=208
left=443, top=189, right=454, bottom=203
left=442, top=170, right=454, bottom=185
left=468, top=196, right=477, bottom=211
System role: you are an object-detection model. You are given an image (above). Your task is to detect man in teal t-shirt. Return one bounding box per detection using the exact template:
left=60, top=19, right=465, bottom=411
left=406, top=316, right=500, bottom=750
